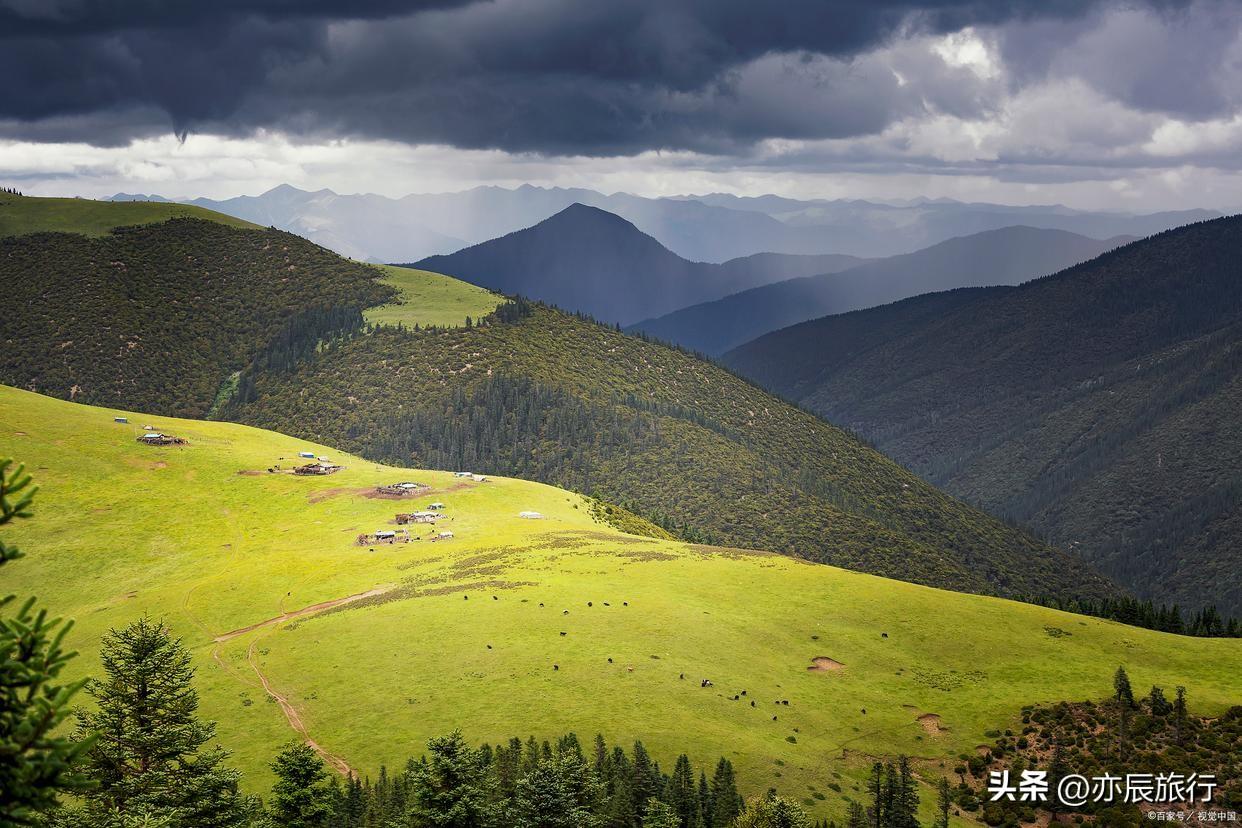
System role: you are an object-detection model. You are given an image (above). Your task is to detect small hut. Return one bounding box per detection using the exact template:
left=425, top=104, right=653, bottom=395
left=136, top=433, right=186, bottom=446
left=294, top=461, right=342, bottom=475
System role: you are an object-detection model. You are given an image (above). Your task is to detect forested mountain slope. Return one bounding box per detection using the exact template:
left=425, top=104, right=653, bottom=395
left=0, top=195, right=1117, bottom=604
left=0, top=214, right=394, bottom=417
left=724, top=216, right=1242, bottom=614
left=630, top=226, right=1129, bottom=355
left=223, top=301, right=1116, bottom=604
left=413, top=204, right=860, bottom=326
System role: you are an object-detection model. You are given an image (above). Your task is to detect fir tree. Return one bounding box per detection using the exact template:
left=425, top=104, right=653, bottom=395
left=511, top=750, right=601, bottom=828
left=1173, top=686, right=1188, bottom=745
left=935, top=778, right=951, bottom=828
left=697, top=772, right=712, bottom=828
left=406, top=730, right=497, bottom=828
left=845, top=802, right=868, bottom=828
left=733, top=793, right=813, bottom=828
left=709, top=758, right=743, bottom=828
left=666, top=754, right=699, bottom=828
left=269, top=742, right=336, bottom=828
left=1113, top=666, right=1135, bottom=707
left=643, top=800, right=681, bottom=828
left=891, top=757, right=919, bottom=828
left=73, top=617, right=253, bottom=827
left=1148, top=686, right=1172, bottom=716
left=630, top=741, right=665, bottom=821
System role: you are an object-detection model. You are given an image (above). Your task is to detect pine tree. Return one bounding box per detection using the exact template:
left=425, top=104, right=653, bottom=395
left=73, top=617, right=253, bottom=827
left=269, top=742, right=336, bottom=827
left=1113, top=665, right=1135, bottom=707
left=891, top=757, right=919, bottom=828
left=1173, top=686, right=1188, bottom=745
left=697, top=772, right=712, bottom=828
left=643, top=800, right=681, bottom=828
left=407, top=730, right=497, bottom=827
left=866, top=763, right=886, bottom=828
left=666, top=755, right=698, bottom=827
left=511, top=750, right=601, bottom=828
left=0, top=458, right=92, bottom=824
left=1047, top=743, right=1069, bottom=815
left=935, top=778, right=951, bottom=828
left=733, top=793, right=813, bottom=828
left=709, top=758, right=743, bottom=828
left=631, top=741, right=665, bottom=821
left=846, top=802, right=868, bottom=828
left=1148, top=685, right=1172, bottom=716
left=601, top=747, right=636, bottom=828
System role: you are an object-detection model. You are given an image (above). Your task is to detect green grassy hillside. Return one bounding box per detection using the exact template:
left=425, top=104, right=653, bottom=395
left=0, top=192, right=258, bottom=236
left=723, top=217, right=1242, bottom=616
left=364, top=265, right=505, bottom=329
left=225, top=302, right=1117, bottom=604
left=3, top=385, right=1239, bottom=822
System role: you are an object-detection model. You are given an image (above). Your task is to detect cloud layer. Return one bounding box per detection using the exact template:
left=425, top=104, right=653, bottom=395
left=1, top=0, right=1239, bottom=208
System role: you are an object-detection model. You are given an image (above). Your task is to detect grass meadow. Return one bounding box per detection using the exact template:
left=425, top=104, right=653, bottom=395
left=3, top=385, right=1240, bottom=822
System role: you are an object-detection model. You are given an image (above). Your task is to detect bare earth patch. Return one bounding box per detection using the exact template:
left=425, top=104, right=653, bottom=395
left=236, top=469, right=264, bottom=476
left=808, top=656, right=845, bottom=672
left=918, top=713, right=945, bottom=735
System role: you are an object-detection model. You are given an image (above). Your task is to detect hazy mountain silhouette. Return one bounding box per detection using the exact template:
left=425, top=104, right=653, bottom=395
left=630, top=226, right=1131, bottom=355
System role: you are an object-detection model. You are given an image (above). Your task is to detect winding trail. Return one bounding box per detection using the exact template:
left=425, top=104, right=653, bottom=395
left=210, top=584, right=394, bottom=777
left=246, top=637, right=355, bottom=777
left=213, top=586, right=392, bottom=642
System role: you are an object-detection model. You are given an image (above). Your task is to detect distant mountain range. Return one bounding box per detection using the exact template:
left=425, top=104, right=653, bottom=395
left=629, top=226, right=1131, bottom=355
left=109, top=184, right=1220, bottom=263
left=411, top=204, right=863, bottom=326
left=723, top=215, right=1242, bottom=615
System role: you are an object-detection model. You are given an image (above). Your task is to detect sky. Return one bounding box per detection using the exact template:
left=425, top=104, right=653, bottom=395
left=2, top=0, right=1241, bottom=210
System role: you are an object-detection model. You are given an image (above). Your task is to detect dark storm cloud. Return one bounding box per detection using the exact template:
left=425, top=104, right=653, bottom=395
left=0, top=0, right=1210, bottom=154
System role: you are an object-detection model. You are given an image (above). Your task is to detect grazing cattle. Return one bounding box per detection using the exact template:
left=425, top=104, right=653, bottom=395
left=627, top=666, right=634, bottom=673
left=554, top=665, right=559, bottom=671
left=539, top=602, right=544, bottom=607
left=560, top=631, right=567, bottom=636
left=882, top=632, right=888, bottom=638
left=563, top=610, right=569, bottom=615
left=623, top=602, right=628, bottom=606
left=493, top=596, right=498, bottom=601
left=750, top=700, right=756, bottom=707
left=700, top=679, right=713, bottom=688
left=732, top=695, right=739, bottom=700
left=464, top=595, right=469, bottom=600
left=603, top=602, right=610, bottom=606
left=608, top=658, right=613, bottom=663
left=782, top=700, right=789, bottom=706
left=861, top=708, right=867, bottom=714
left=772, top=715, right=778, bottom=721
left=740, top=690, right=747, bottom=696
left=679, top=673, right=685, bottom=680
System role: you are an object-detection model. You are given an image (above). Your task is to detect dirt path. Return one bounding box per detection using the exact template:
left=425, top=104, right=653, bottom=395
left=246, top=637, right=355, bottom=777
left=209, top=584, right=393, bottom=777
left=213, top=586, right=392, bottom=642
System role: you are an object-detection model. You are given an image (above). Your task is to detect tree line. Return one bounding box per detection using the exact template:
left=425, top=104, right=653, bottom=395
left=1031, top=594, right=1240, bottom=638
